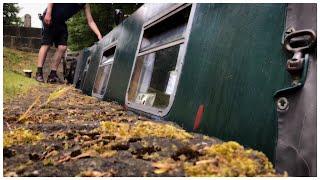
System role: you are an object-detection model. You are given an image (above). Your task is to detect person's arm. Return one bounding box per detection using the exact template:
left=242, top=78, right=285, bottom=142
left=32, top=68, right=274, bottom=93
left=44, top=3, right=53, bottom=25
left=84, top=4, right=102, bottom=40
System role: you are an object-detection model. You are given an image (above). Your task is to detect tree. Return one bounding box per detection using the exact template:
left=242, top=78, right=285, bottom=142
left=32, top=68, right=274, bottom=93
left=67, top=3, right=142, bottom=51
left=3, top=3, right=23, bottom=26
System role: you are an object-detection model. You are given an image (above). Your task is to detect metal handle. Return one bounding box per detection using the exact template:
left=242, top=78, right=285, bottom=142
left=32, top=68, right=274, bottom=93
left=284, top=29, right=316, bottom=52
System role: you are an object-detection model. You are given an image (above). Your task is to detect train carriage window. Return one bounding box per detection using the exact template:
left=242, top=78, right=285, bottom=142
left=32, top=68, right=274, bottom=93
left=80, top=55, right=91, bottom=89
left=92, top=45, right=116, bottom=98
left=127, top=4, right=193, bottom=114
left=140, top=6, right=191, bottom=51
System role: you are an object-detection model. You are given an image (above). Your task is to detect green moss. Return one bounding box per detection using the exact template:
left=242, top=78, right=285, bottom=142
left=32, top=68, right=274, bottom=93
left=4, top=128, right=44, bottom=147
left=99, top=121, right=193, bottom=140
left=184, top=141, right=278, bottom=177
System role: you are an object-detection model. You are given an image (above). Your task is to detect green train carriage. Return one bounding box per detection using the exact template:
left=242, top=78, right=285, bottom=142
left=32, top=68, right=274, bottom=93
left=73, top=3, right=317, bottom=176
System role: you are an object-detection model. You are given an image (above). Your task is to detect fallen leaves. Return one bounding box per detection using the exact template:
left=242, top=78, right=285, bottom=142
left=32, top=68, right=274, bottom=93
left=101, top=150, right=117, bottom=158
left=43, top=158, right=54, bottom=166
left=4, top=171, right=18, bottom=177
left=56, top=155, right=71, bottom=164
left=47, top=146, right=117, bottom=165
left=152, top=158, right=179, bottom=174
left=78, top=170, right=106, bottom=177
left=78, top=169, right=115, bottom=177
left=71, top=149, right=99, bottom=160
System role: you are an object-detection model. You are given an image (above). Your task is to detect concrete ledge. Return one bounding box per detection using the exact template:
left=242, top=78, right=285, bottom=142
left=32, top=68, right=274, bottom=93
left=20, top=27, right=42, bottom=38
left=4, top=25, right=41, bottom=38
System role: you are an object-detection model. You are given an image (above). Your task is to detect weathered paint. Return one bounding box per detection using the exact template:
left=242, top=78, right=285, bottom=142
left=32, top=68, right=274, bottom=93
left=193, top=104, right=205, bottom=130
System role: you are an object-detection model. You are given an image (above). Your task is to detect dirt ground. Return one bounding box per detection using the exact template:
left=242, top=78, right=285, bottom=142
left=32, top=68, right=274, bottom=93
left=3, top=84, right=283, bottom=177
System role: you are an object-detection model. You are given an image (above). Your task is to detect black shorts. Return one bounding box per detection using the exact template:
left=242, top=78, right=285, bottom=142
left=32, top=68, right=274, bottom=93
left=41, top=21, right=68, bottom=47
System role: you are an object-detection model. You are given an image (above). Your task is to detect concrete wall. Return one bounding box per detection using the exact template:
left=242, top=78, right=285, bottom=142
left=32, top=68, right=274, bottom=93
left=4, top=25, right=42, bottom=53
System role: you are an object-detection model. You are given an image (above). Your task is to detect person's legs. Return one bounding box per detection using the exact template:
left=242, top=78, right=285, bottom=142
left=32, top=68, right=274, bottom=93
left=37, top=45, right=51, bottom=67
left=51, top=45, right=67, bottom=71
left=35, top=45, right=50, bottom=82
left=47, top=22, right=68, bottom=83
left=47, top=45, right=67, bottom=83
left=36, top=18, right=53, bottom=82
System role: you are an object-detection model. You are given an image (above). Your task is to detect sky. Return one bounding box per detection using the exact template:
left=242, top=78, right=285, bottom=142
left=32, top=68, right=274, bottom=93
left=17, top=3, right=47, bottom=28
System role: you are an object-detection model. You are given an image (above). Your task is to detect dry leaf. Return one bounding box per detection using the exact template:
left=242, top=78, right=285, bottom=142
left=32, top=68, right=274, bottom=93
left=78, top=170, right=112, bottom=177
left=71, top=149, right=99, bottom=160
left=56, top=155, right=71, bottom=164
left=152, top=159, right=177, bottom=174
left=18, top=96, right=41, bottom=121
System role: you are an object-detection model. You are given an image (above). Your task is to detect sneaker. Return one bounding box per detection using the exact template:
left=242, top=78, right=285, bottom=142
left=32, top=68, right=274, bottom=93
left=35, top=72, right=44, bottom=83
left=47, top=74, right=64, bottom=84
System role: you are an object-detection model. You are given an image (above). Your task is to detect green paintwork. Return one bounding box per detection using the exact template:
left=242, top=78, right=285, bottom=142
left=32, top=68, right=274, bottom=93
left=104, top=10, right=143, bottom=103
left=166, top=4, right=290, bottom=161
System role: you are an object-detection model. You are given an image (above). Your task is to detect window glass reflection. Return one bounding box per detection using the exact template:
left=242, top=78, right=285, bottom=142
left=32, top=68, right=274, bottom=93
left=128, top=45, right=180, bottom=108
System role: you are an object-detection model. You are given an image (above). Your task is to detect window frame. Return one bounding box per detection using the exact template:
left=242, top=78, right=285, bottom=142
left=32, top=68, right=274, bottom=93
left=83, top=55, right=91, bottom=72
left=92, top=41, right=117, bottom=99
left=125, top=3, right=196, bottom=117
left=80, top=55, right=92, bottom=90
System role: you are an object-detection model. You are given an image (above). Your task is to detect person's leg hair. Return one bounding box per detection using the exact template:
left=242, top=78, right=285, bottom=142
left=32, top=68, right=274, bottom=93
left=51, top=45, right=67, bottom=71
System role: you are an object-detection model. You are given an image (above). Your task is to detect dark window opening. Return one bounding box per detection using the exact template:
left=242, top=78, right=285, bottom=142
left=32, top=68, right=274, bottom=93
left=92, top=46, right=116, bottom=97
left=102, top=46, right=116, bottom=64
left=140, top=5, right=192, bottom=51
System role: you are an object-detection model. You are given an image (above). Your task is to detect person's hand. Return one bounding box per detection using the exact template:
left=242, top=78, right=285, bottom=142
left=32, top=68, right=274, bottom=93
left=44, top=13, right=51, bottom=26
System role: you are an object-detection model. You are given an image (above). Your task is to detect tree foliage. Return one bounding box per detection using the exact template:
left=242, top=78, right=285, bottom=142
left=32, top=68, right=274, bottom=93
left=67, top=3, right=142, bottom=51
left=3, top=3, right=23, bottom=26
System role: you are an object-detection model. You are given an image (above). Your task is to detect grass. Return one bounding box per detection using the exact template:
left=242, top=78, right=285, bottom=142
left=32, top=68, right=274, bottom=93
left=3, top=48, right=40, bottom=101
left=3, top=47, right=38, bottom=73
left=4, top=70, right=40, bottom=101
